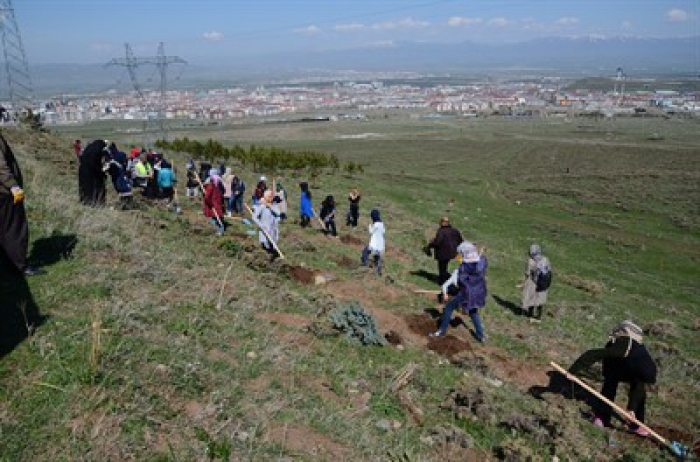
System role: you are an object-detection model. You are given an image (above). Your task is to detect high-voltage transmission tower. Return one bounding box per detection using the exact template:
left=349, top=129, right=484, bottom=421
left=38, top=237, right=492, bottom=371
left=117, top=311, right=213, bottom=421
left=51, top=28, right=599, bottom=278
left=106, top=42, right=186, bottom=143
left=0, top=0, right=34, bottom=112
left=614, top=67, right=626, bottom=106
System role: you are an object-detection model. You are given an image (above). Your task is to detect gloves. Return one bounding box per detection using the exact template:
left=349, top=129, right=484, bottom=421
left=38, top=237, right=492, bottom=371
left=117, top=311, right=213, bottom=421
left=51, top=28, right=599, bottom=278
left=10, top=186, right=24, bottom=204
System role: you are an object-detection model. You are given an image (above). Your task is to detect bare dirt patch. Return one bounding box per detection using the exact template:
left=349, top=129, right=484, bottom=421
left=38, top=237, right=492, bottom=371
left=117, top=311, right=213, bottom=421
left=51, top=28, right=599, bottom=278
left=340, top=235, right=363, bottom=246
left=264, top=421, right=351, bottom=459
left=255, top=312, right=310, bottom=329
left=335, top=255, right=357, bottom=268
left=290, top=266, right=318, bottom=284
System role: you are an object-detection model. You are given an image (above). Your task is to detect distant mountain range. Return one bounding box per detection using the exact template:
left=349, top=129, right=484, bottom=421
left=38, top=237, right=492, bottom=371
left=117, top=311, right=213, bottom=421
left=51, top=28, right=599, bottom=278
left=6, top=36, right=697, bottom=97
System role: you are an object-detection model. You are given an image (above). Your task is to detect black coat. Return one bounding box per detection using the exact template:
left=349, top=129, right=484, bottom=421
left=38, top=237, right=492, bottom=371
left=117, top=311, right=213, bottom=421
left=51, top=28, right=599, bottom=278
left=78, top=140, right=108, bottom=206
left=429, top=225, right=463, bottom=261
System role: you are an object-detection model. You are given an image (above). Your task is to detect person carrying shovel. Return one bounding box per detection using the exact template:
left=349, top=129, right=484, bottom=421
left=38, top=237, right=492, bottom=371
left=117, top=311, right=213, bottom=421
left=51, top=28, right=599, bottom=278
left=567, top=320, right=657, bottom=437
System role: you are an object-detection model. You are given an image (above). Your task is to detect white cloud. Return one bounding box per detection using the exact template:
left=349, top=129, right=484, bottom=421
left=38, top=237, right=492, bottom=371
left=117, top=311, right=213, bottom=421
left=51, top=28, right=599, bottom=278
left=447, top=16, right=483, bottom=27
left=554, top=16, right=579, bottom=26
left=335, top=23, right=364, bottom=32
left=666, top=8, right=689, bottom=22
left=294, top=25, right=322, bottom=36
left=372, top=17, right=429, bottom=30
left=202, top=31, right=224, bottom=42
left=488, top=17, right=512, bottom=28
left=521, top=18, right=544, bottom=30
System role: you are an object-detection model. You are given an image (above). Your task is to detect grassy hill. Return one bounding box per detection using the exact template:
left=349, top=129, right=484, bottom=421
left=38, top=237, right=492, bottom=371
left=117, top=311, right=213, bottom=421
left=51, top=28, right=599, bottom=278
left=2, top=116, right=699, bottom=461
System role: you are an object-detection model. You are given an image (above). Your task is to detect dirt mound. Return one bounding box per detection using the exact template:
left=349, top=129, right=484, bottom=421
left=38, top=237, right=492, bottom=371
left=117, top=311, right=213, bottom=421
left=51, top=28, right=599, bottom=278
left=335, top=255, right=357, bottom=268
left=290, top=266, right=317, bottom=284
left=644, top=319, right=678, bottom=338
left=385, top=330, right=403, bottom=345
left=406, top=313, right=439, bottom=336
left=264, top=421, right=351, bottom=459
left=340, top=235, right=363, bottom=245
left=428, top=336, right=472, bottom=358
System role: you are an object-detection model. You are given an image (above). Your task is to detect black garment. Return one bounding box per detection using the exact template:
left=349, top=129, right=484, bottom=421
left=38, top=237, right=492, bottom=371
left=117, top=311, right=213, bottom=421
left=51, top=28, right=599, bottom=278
left=0, top=269, right=43, bottom=358
left=0, top=134, right=23, bottom=195
left=570, top=336, right=657, bottom=426
left=78, top=140, right=108, bottom=206
left=320, top=202, right=337, bottom=236
left=437, top=259, right=450, bottom=285
left=429, top=224, right=463, bottom=262
left=300, top=215, right=311, bottom=227
left=0, top=194, right=28, bottom=273
left=347, top=194, right=360, bottom=226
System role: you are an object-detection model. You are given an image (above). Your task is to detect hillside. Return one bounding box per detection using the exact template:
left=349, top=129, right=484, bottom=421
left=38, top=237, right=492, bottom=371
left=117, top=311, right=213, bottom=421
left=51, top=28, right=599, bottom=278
left=1, top=117, right=699, bottom=460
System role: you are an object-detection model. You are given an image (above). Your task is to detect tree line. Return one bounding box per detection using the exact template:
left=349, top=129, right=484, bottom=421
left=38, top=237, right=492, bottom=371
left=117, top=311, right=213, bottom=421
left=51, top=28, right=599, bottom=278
left=155, top=137, right=363, bottom=176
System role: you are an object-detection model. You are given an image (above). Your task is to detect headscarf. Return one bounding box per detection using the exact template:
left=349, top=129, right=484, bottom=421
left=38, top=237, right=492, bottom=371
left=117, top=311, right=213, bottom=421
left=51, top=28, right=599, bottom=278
left=530, top=244, right=542, bottom=259
left=456, top=241, right=476, bottom=260
left=209, top=168, right=221, bottom=186
left=370, top=209, right=381, bottom=223
left=610, top=320, right=644, bottom=344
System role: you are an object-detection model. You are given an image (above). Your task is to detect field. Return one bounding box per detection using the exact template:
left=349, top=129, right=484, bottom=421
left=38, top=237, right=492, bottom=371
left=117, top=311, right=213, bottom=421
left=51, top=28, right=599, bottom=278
left=2, top=114, right=699, bottom=460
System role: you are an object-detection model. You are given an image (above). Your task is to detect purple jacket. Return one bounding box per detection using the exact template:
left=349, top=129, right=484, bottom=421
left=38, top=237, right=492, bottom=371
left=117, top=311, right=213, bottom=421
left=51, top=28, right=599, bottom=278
left=458, top=256, right=488, bottom=311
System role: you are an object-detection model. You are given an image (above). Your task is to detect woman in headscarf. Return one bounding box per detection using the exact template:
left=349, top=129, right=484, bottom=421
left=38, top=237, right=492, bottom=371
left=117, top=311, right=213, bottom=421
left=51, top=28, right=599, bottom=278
left=568, top=320, right=657, bottom=437
left=203, top=168, right=225, bottom=236
left=254, top=189, right=281, bottom=260
left=319, top=195, right=337, bottom=237
left=78, top=140, right=110, bottom=206
left=431, top=243, right=488, bottom=343
left=521, top=243, right=552, bottom=320
left=299, top=182, right=313, bottom=227
left=361, top=209, right=385, bottom=275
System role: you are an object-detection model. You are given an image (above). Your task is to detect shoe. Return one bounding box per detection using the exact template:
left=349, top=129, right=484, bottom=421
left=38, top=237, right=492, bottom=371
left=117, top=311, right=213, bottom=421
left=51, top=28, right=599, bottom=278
left=592, top=417, right=605, bottom=428
left=24, top=266, right=45, bottom=276
left=632, top=425, right=650, bottom=437
left=429, top=331, right=444, bottom=338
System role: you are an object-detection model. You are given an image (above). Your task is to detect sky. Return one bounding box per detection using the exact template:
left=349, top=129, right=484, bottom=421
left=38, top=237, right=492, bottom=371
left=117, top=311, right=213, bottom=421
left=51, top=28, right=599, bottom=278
left=14, top=0, right=700, bottom=63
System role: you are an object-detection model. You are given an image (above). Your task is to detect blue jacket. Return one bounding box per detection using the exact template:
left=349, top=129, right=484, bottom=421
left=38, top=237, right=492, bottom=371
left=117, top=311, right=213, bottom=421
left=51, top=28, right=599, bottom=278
left=158, top=168, right=175, bottom=188
left=300, top=191, right=314, bottom=218
left=458, top=256, right=488, bottom=311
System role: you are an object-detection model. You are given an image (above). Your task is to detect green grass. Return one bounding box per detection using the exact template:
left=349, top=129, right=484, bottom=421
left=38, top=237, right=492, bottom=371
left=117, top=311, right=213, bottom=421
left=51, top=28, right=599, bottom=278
left=2, top=115, right=699, bottom=460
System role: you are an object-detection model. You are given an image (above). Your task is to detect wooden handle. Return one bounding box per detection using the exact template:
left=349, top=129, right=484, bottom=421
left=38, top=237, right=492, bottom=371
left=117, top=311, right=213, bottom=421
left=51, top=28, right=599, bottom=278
left=550, top=362, right=669, bottom=447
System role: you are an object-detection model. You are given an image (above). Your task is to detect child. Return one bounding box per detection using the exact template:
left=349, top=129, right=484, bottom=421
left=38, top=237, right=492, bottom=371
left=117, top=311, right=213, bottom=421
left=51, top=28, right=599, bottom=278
left=346, top=188, right=361, bottom=227
left=299, top=182, right=314, bottom=227
left=320, top=195, right=337, bottom=237
left=362, top=209, right=385, bottom=275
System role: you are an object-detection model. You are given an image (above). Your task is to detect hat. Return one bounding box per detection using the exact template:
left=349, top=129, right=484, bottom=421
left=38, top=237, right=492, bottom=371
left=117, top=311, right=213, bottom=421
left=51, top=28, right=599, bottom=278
left=457, top=241, right=476, bottom=259
left=611, top=320, right=644, bottom=344
left=465, top=250, right=480, bottom=263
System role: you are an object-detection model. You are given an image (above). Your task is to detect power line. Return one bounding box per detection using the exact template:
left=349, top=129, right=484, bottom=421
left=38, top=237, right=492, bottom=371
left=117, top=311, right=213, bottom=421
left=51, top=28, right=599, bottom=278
left=0, top=0, right=34, bottom=112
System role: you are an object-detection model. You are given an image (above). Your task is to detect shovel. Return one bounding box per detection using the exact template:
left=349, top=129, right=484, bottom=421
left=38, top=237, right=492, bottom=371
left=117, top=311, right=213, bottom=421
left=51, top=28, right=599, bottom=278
left=550, top=362, right=692, bottom=459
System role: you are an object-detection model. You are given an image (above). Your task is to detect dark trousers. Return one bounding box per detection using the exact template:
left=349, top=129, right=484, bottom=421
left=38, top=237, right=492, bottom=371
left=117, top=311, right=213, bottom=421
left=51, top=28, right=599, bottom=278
left=598, top=368, right=647, bottom=425
left=324, top=218, right=337, bottom=236
left=437, top=259, right=450, bottom=285
left=300, top=215, right=311, bottom=227
left=347, top=206, right=359, bottom=226
left=362, top=247, right=382, bottom=275
left=0, top=194, right=28, bottom=273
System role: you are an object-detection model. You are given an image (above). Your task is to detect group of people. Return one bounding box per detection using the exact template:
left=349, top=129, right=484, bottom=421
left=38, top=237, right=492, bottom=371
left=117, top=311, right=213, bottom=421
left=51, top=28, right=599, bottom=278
left=76, top=139, right=177, bottom=207
left=424, top=216, right=657, bottom=437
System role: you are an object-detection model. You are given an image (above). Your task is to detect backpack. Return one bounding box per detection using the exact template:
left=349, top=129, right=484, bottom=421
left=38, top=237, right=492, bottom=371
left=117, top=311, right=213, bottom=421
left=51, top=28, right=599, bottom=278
left=535, top=257, right=552, bottom=292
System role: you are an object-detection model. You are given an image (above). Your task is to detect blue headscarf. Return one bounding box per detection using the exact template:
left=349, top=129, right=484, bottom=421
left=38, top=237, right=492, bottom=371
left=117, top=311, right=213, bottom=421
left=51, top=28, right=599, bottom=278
left=370, top=209, right=381, bottom=223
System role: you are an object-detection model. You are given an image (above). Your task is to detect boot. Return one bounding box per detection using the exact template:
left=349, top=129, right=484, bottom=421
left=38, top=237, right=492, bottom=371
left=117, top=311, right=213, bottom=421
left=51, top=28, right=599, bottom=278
left=534, top=306, right=543, bottom=320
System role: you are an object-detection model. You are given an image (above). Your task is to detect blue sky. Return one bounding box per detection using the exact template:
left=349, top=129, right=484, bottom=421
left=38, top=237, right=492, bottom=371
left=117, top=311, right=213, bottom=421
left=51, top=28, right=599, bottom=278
left=16, top=0, right=700, bottom=63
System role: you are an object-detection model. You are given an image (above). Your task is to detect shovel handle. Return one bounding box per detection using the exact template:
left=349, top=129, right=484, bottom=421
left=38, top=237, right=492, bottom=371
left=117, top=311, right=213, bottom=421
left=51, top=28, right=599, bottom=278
left=550, top=362, right=670, bottom=448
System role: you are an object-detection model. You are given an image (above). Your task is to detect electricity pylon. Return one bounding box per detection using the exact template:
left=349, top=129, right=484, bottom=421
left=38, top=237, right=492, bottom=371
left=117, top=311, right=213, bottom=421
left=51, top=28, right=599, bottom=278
left=107, top=42, right=186, bottom=143
left=0, top=0, right=34, bottom=111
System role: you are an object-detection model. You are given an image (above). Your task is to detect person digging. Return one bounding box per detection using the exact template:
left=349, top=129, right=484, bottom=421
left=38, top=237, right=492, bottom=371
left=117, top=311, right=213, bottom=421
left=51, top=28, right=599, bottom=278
left=567, top=320, right=657, bottom=437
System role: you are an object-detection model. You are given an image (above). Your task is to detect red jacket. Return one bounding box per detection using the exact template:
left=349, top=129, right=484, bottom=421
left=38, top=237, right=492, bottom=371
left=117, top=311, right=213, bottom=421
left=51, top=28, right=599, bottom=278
left=203, top=182, right=224, bottom=218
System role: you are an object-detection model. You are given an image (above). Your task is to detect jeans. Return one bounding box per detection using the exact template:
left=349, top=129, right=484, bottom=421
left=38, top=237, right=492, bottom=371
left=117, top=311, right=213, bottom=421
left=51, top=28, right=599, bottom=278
left=362, top=247, right=382, bottom=275
left=438, top=295, right=485, bottom=341
left=232, top=194, right=243, bottom=214
left=324, top=218, right=337, bottom=236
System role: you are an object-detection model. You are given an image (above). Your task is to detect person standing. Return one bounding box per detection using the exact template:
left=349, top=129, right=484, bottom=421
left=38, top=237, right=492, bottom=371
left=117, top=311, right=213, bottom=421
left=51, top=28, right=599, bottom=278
left=431, top=244, right=488, bottom=342
left=0, top=134, right=42, bottom=276
left=273, top=181, right=288, bottom=222
left=254, top=190, right=281, bottom=260
left=222, top=168, right=234, bottom=217
left=186, top=160, right=199, bottom=197
left=299, top=182, right=314, bottom=227
left=320, top=195, right=337, bottom=237
left=157, top=160, right=176, bottom=203
left=253, top=176, right=267, bottom=206
left=427, top=216, right=463, bottom=285
left=568, top=320, right=657, bottom=437
left=78, top=140, right=109, bottom=206
left=203, top=168, right=225, bottom=236
left=521, top=243, right=552, bottom=320
left=362, top=209, right=385, bottom=275
left=231, top=174, right=245, bottom=215
left=346, top=188, right=361, bottom=227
